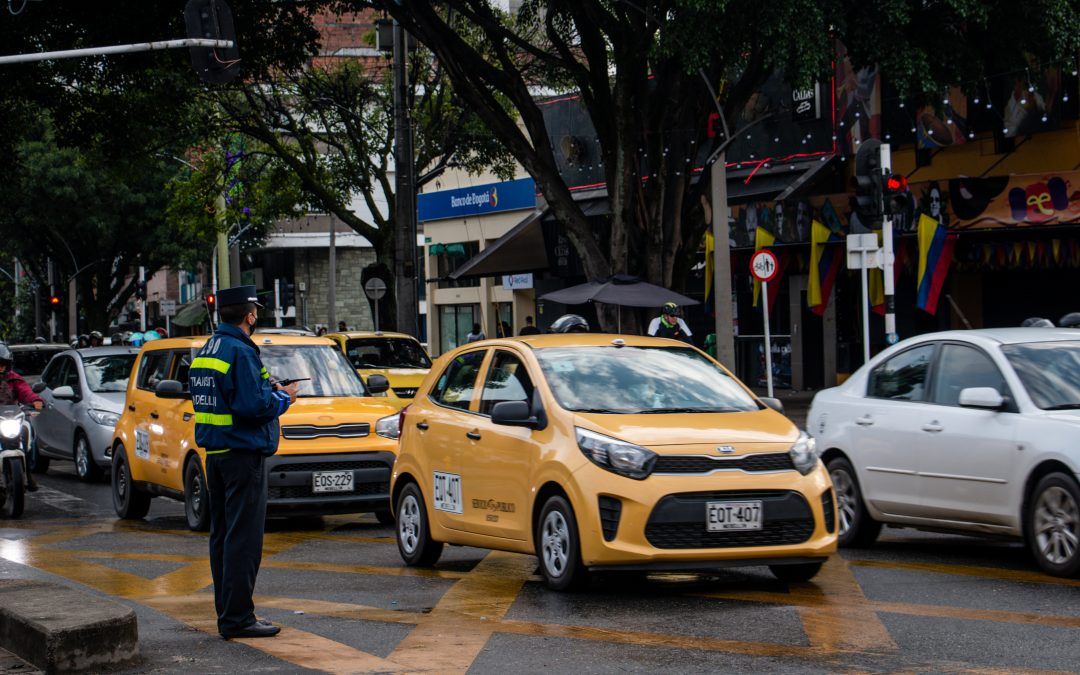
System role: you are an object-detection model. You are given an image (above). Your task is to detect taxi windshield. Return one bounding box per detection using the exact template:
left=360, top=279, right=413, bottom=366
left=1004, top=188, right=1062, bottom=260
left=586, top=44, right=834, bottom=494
left=83, top=354, right=136, bottom=393
left=1001, top=340, right=1080, bottom=410
left=261, top=345, right=368, bottom=397
left=535, top=346, right=759, bottom=414
left=345, top=337, right=431, bottom=369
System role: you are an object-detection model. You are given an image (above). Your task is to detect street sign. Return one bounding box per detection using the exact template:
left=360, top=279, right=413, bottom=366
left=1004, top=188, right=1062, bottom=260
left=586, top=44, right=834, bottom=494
left=364, top=278, right=387, bottom=301
left=160, top=300, right=177, bottom=317
left=749, top=249, right=779, bottom=283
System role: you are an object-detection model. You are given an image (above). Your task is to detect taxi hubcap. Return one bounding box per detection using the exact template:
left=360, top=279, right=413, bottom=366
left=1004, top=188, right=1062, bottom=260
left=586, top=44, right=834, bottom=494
left=1034, top=486, right=1079, bottom=565
left=117, top=461, right=127, bottom=497
left=541, top=511, right=570, bottom=577
left=830, top=469, right=857, bottom=536
left=399, top=495, right=420, bottom=554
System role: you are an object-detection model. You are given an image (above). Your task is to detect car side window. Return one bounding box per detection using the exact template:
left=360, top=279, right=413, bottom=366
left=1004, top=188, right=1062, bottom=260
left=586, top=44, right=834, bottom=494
left=930, top=344, right=1009, bottom=407
left=430, top=351, right=486, bottom=411
left=137, top=351, right=172, bottom=391
left=479, top=351, right=535, bottom=416
left=867, top=344, right=935, bottom=401
left=173, top=351, right=193, bottom=391
left=41, top=357, right=65, bottom=389
left=60, top=356, right=81, bottom=389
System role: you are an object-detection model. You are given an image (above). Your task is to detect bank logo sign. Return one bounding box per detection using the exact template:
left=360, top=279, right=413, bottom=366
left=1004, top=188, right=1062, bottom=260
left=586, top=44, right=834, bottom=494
left=418, top=177, right=535, bottom=222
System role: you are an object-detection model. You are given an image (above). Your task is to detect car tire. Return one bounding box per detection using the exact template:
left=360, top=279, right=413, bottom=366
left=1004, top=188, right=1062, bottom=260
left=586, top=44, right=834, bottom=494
left=537, top=495, right=589, bottom=591
left=770, top=561, right=824, bottom=583
left=396, top=483, right=442, bottom=566
left=183, top=457, right=210, bottom=532
left=27, top=439, right=49, bottom=474
left=375, top=508, right=395, bottom=527
left=74, top=431, right=103, bottom=483
left=111, top=444, right=151, bottom=520
left=1026, top=473, right=1080, bottom=578
left=827, top=456, right=881, bottom=547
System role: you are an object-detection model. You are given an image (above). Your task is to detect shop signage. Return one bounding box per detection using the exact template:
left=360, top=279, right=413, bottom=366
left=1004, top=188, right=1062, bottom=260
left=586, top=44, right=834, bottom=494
left=417, top=177, right=536, bottom=222
left=502, top=274, right=534, bottom=290
left=792, top=83, right=821, bottom=121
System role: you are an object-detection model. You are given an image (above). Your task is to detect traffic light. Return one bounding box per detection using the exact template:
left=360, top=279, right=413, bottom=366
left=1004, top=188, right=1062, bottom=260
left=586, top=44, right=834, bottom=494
left=134, top=280, right=148, bottom=301
left=851, top=139, right=883, bottom=231
left=279, top=279, right=295, bottom=310
left=204, top=292, right=216, bottom=312
left=48, top=294, right=61, bottom=307
left=184, top=0, right=240, bottom=84
left=883, top=172, right=911, bottom=217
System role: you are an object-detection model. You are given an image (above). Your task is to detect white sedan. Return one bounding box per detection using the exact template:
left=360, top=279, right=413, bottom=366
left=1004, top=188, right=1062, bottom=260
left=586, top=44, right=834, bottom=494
left=808, top=328, right=1080, bottom=577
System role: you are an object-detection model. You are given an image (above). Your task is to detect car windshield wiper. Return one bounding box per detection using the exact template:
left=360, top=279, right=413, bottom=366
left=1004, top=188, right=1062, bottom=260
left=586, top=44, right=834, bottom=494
left=573, top=407, right=635, bottom=414
left=1043, top=403, right=1080, bottom=410
left=638, top=407, right=743, bottom=414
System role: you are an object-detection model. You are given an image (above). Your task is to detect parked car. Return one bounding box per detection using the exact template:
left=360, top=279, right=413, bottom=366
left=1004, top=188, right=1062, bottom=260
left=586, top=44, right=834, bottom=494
left=808, top=328, right=1080, bottom=577
left=391, top=334, right=837, bottom=590
left=110, top=333, right=402, bottom=531
left=30, top=347, right=139, bottom=480
left=327, top=331, right=432, bottom=409
left=10, top=343, right=69, bottom=385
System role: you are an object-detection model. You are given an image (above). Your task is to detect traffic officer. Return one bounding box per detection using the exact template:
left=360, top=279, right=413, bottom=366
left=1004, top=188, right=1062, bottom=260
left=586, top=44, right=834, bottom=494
left=188, top=285, right=298, bottom=639
left=647, top=302, right=693, bottom=342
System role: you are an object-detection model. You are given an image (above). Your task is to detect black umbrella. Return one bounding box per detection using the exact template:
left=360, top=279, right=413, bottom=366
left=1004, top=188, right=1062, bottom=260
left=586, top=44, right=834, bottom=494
left=540, top=275, right=699, bottom=331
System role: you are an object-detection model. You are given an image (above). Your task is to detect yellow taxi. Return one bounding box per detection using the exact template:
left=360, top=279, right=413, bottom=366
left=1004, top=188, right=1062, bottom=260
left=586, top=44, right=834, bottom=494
left=391, top=334, right=837, bottom=590
left=110, top=333, right=402, bottom=531
left=326, top=331, right=431, bottom=409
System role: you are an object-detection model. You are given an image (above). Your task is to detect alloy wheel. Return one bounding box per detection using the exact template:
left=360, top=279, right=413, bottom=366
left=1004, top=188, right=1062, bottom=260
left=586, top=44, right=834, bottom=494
left=830, top=468, right=857, bottom=536
left=542, top=511, right=570, bottom=577
left=399, top=494, right=420, bottom=555
left=1034, top=486, right=1079, bottom=565
left=76, top=437, right=90, bottom=477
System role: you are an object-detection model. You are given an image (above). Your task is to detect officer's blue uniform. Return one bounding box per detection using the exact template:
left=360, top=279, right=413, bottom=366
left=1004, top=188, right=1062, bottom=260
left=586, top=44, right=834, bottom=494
left=189, top=299, right=291, bottom=637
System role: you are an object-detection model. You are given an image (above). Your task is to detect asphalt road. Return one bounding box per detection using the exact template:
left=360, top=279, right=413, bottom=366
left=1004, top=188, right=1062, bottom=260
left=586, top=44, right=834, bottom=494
left=0, top=461, right=1077, bottom=674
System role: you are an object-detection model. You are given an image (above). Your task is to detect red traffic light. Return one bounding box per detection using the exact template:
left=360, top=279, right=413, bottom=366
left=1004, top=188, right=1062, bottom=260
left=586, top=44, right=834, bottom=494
left=885, top=173, right=908, bottom=193
left=48, top=295, right=60, bottom=306
left=204, top=293, right=216, bottom=308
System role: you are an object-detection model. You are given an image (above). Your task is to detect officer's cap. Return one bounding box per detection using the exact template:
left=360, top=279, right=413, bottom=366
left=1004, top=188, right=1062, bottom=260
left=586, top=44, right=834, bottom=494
left=217, top=285, right=264, bottom=308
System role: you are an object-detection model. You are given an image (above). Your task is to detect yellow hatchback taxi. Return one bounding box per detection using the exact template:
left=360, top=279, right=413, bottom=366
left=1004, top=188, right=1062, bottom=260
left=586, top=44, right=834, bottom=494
left=111, top=334, right=402, bottom=531
left=392, top=334, right=837, bottom=590
left=327, top=332, right=432, bottom=409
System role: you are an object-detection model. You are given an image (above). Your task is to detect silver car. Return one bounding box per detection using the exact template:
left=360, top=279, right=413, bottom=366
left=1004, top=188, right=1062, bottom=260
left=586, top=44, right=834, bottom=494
left=30, top=347, right=138, bottom=481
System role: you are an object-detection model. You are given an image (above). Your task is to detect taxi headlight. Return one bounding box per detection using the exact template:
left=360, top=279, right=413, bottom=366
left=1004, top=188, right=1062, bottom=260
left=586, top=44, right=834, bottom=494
left=87, top=409, right=121, bottom=428
left=789, top=431, right=819, bottom=475
left=0, top=419, right=20, bottom=439
left=576, top=427, right=656, bottom=480
left=375, top=413, right=400, bottom=440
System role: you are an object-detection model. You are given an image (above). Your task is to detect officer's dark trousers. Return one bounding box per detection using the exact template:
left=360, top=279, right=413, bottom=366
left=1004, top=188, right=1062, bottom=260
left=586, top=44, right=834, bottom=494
left=206, top=450, right=266, bottom=635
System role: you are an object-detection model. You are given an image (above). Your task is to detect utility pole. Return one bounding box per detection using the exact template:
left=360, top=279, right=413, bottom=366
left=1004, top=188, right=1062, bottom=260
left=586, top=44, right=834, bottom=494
left=138, top=266, right=147, bottom=332
left=710, top=156, right=735, bottom=369
left=328, top=219, right=337, bottom=329
left=879, top=143, right=898, bottom=346
left=47, top=258, right=56, bottom=341
left=392, top=18, right=419, bottom=337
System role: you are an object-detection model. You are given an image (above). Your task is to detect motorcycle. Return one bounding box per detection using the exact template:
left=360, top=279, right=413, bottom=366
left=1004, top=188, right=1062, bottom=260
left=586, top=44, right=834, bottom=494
left=0, top=405, right=35, bottom=518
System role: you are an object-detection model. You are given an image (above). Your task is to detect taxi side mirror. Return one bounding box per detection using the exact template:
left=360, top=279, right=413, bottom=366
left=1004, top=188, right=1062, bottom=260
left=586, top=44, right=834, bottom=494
left=155, top=379, right=189, bottom=400
left=31, top=382, right=46, bottom=394
left=366, top=374, right=390, bottom=395
left=491, top=400, right=543, bottom=430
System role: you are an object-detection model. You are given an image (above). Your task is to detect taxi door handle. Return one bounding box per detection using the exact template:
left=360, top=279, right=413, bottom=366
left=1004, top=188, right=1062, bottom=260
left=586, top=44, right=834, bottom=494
left=128, top=404, right=135, bottom=412
left=150, top=412, right=160, bottom=420
left=855, top=415, right=874, bottom=427
left=183, top=413, right=193, bottom=422
left=416, top=422, right=429, bottom=431
left=466, top=431, right=482, bottom=441
left=922, top=421, right=944, bottom=433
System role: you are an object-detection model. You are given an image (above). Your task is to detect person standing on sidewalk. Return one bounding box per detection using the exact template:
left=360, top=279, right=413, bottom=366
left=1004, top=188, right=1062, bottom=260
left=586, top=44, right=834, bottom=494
left=188, top=285, right=298, bottom=640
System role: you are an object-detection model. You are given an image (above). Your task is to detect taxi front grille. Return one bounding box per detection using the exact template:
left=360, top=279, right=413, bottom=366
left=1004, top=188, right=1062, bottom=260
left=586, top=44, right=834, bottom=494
left=273, top=460, right=387, bottom=473
left=644, top=489, right=814, bottom=550
left=653, top=452, right=795, bottom=474
left=269, top=481, right=389, bottom=500
left=392, top=388, right=418, bottom=398
left=281, top=423, right=370, bottom=440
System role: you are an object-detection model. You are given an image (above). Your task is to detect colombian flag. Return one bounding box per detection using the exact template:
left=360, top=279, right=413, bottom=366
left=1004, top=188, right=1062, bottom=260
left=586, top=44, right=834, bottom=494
left=917, top=214, right=956, bottom=315
left=808, top=219, right=841, bottom=316
left=752, top=227, right=781, bottom=311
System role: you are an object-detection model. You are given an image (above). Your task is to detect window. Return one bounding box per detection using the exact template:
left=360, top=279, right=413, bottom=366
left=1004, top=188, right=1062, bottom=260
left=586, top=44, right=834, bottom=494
left=867, top=344, right=935, bottom=401
left=930, top=344, right=1008, bottom=407
left=174, top=351, right=193, bottom=391
left=434, top=241, right=480, bottom=289
left=430, top=350, right=486, bottom=411
left=440, top=304, right=479, bottom=353
left=41, top=357, right=66, bottom=389
left=59, top=357, right=80, bottom=390
left=82, top=354, right=136, bottom=393
left=480, top=351, right=535, bottom=416
left=345, top=338, right=431, bottom=369
left=138, top=351, right=173, bottom=391
left=260, top=346, right=367, bottom=398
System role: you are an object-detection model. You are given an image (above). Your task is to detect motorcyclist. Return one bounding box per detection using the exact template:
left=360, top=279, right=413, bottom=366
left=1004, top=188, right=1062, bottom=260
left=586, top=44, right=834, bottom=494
left=0, top=344, right=43, bottom=492
left=77, top=334, right=90, bottom=349
left=550, top=314, right=590, bottom=333
left=88, top=331, right=104, bottom=347
left=1059, top=312, right=1080, bottom=328
left=1020, top=317, right=1055, bottom=328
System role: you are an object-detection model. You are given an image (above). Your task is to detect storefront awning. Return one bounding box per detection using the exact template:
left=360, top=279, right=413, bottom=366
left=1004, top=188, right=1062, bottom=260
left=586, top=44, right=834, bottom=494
left=727, top=156, right=836, bottom=203
left=448, top=209, right=549, bottom=280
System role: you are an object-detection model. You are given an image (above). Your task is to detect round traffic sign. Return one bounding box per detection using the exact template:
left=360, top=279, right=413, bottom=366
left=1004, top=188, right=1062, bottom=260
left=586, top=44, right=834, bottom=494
left=364, top=277, right=387, bottom=301
left=749, top=249, right=779, bottom=283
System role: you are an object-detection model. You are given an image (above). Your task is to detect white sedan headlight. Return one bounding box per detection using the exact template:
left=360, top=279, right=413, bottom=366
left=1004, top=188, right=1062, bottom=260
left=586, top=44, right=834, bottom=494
left=375, top=413, right=400, bottom=440
left=576, top=427, right=656, bottom=480
left=789, top=431, right=819, bottom=475
left=0, top=419, right=21, bottom=439
left=87, top=409, right=121, bottom=427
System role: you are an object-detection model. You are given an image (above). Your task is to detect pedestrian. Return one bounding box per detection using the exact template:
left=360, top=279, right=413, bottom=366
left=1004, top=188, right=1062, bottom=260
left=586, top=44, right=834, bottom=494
left=647, top=302, right=692, bottom=342
left=337, top=320, right=348, bottom=332
left=465, top=323, right=485, bottom=343
left=188, top=285, right=298, bottom=640
left=519, top=315, right=541, bottom=336
left=499, top=320, right=512, bottom=339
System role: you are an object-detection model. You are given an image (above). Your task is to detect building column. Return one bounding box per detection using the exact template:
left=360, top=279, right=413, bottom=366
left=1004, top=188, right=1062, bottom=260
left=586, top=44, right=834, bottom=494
left=823, top=287, right=837, bottom=387
left=789, top=275, right=806, bottom=391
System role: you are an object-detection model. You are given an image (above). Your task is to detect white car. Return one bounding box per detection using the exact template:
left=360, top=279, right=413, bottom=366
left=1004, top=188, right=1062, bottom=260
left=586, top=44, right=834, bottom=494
left=808, top=328, right=1080, bottom=577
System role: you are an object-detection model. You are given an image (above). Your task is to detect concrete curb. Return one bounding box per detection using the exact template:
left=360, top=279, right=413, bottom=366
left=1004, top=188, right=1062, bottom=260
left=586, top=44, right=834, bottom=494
left=0, top=580, right=138, bottom=673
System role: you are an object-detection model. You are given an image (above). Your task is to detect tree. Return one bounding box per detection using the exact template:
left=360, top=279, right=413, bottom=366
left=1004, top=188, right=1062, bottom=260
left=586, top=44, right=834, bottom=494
left=211, top=43, right=515, bottom=330
left=371, top=0, right=1080, bottom=331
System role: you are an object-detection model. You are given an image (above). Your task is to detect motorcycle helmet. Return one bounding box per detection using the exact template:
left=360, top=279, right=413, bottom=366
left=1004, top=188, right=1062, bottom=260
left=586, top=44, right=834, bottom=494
left=0, top=343, right=11, bottom=365
left=33, top=337, right=47, bottom=344
left=143, top=330, right=161, bottom=342
left=129, top=332, right=145, bottom=347
left=1059, top=312, right=1080, bottom=328
left=550, top=314, right=590, bottom=333
left=1020, top=317, right=1054, bottom=328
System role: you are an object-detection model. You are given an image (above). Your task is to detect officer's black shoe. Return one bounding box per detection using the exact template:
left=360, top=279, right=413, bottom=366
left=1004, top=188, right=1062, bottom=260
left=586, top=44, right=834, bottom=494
left=221, top=622, right=281, bottom=639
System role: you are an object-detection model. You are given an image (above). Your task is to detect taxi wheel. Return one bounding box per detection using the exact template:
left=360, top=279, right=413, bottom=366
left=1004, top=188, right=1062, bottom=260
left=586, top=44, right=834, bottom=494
left=396, top=483, right=442, bottom=566
left=537, top=495, right=588, bottom=591
left=375, top=508, right=395, bottom=527
left=111, top=444, right=151, bottom=520
left=827, top=456, right=881, bottom=547
left=183, top=458, right=210, bottom=532
left=74, top=432, right=103, bottom=483
left=769, top=561, right=824, bottom=583
left=1027, top=473, right=1080, bottom=577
